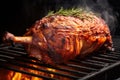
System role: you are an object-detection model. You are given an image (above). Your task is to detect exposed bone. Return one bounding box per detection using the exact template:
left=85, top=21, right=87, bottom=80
left=3, top=32, right=32, bottom=44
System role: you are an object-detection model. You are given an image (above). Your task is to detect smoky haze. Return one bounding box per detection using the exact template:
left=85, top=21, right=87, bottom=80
left=0, top=0, right=119, bottom=44
left=52, top=0, right=118, bottom=35
left=0, top=0, right=118, bottom=39
left=8, top=0, right=117, bottom=35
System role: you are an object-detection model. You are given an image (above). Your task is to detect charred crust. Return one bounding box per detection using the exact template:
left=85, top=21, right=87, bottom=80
left=62, top=38, right=66, bottom=44
left=42, top=23, right=49, bottom=29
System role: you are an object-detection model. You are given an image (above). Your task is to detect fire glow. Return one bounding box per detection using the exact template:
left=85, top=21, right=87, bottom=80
left=0, top=0, right=117, bottom=80
left=0, top=60, right=72, bottom=80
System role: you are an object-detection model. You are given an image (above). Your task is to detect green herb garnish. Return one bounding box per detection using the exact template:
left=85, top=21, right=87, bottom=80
left=46, top=8, right=97, bottom=20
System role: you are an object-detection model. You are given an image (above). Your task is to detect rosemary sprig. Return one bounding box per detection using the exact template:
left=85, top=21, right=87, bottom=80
left=46, top=8, right=96, bottom=20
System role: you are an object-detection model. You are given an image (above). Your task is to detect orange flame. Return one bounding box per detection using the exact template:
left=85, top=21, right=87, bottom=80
left=12, top=72, right=22, bottom=80
left=0, top=67, right=72, bottom=80
left=0, top=60, right=71, bottom=80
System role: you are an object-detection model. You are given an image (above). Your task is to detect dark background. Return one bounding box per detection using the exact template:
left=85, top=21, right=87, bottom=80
left=0, top=0, right=120, bottom=43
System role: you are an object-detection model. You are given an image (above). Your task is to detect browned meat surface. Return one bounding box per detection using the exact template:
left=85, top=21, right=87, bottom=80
left=3, top=9, right=113, bottom=65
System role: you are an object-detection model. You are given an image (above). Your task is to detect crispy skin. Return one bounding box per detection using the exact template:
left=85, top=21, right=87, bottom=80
left=3, top=15, right=113, bottom=65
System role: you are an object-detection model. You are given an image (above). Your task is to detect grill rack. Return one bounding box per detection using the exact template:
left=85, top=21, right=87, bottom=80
left=0, top=37, right=120, bottom=80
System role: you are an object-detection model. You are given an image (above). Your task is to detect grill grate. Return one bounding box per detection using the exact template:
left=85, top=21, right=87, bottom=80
left=0, top=37, right=120, bottom=80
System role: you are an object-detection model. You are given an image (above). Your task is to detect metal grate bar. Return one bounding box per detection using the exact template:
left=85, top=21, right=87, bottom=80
left=110, top=51, right=120, bottom=55
left=8, top=46, right=25, bottom=51
left=78, top=61, right=120, bottom=80
left=0, top=50, right=88, bottom=77
left=0, top=37, right=120, bottom=80
left=0, top=52, right=80, bottom=79
left=98, top=54, right=120, bottom=60
left=0, top=48, right=27, bottom=55
left=84, top=59, right=109, bottom=65
left=68, top=63, right=98, bottom=71
left=103, top=52, right=120, bottom=57
left=91, top=56, right=117, bottom=63
left=52, top=65, right=89, bottom=75
left=70, top=59, right=103, bottom=69
left=0, top=62, right=57, bottom=80
left=80, top=61, right=106, bottom=67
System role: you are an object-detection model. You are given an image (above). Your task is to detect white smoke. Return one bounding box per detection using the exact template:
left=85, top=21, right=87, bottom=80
left=21, top=0, right=118, bottom=35
left=82, top=0, right=118, bottom=35
left=55, top=0, right=118, bottom=35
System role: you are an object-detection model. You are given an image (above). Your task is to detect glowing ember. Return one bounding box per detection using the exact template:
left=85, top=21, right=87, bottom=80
left=0, top=63, right=72, bottom=80
left=12, top=72, right=22, bottom=80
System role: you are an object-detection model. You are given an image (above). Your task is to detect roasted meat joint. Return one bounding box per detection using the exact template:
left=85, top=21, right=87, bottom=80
left=3, top=8, right=113, bottom=65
